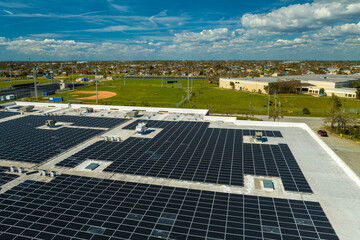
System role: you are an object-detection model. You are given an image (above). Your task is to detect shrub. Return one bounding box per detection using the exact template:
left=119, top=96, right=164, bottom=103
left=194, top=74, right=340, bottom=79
left=302, top=108, right=311, bottom=115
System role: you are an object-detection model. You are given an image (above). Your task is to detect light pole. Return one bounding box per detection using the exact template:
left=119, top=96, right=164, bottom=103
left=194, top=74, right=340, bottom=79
left=50, top=71, right=53, bottom=84
left=72, top=66, right=75, bottom=91
left=186, top=66, right=190, bottom=101
left=10, top=64, right=13, bottom=89
left=33, top=67, right=38, bottom=101
left=95, top=69, right=98, bottom=104
left=268, top=89, right=270, bottom=119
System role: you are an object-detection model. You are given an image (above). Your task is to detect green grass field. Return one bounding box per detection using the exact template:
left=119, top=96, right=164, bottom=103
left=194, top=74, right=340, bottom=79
left=36, top=78, right=359, bottom=117
left=0, top=78, right=59, bottom=88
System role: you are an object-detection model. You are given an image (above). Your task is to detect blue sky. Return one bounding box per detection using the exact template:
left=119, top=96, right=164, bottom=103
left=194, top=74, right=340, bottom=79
left=0, top=0, right=359, bottom=60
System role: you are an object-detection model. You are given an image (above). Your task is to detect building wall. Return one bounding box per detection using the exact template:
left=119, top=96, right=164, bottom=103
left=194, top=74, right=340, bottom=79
left=327, top=91, right=356, bottom=98
left=219, top=79, right=269, bottom=93
left=305, top=81, right=337, bottom=88
left=220, top=77, right=358, bottom=98
left=308, top=89, right=356, bottom=98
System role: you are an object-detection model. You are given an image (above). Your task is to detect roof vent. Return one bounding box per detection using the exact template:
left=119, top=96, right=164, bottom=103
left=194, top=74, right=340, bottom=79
left=136, top=122, right=148, bottom=134
left=46, top=119, right=57, bottom=127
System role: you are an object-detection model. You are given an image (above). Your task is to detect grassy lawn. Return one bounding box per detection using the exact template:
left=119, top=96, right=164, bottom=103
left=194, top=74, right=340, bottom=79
left=0, top=78, right=58, bottom=88
left=50, top=84, right=186, bottom=108
left=35, top=78, right=360, bottom=117
left=189, top=88, right=359, bottom=117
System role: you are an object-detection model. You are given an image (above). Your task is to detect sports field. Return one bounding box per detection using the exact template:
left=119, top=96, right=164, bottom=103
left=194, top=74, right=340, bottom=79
left=43, top=78, right=359, bottom=117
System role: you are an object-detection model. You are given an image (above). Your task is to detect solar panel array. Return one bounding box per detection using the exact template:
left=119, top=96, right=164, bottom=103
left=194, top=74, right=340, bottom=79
left=0, top=115, right=127, bottom=164
left=0, top=166, right=10, bottom=172
left=0, top=167, right=18, bottom=187
left=123, top=120, right=283, bottom=138
left=57, top=120, right=311, bottom=193
left=0, top=174, right=338, bottom=240
left=0, top=112, right=18, bottom=120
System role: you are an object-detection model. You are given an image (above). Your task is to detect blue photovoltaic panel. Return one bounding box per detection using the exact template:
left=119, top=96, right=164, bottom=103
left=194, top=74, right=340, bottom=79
left=57, top=120, right=311, bottom=193
left=0, top=174, right=338, bottom=240
left=0, top=167, right=18, bottom=187
left=0, top=112, right=18, bottom=119
left=0, top=115, right=127, bottom=164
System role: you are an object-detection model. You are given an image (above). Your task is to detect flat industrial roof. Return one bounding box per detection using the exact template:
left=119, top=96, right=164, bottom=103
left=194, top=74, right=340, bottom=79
left=0, top=103, right=359, bottom=239
left=221, top=74, right=360, bottom=84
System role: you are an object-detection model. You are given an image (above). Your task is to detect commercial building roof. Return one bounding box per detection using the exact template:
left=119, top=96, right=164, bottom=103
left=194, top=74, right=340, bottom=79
left=221, top=74, right=360, bottom=84
left=0, top=102, right=359, bottom=239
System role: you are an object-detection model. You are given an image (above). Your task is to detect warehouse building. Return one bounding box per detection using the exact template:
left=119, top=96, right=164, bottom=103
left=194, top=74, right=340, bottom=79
left=0, top=102, right=359, bottom=239
left=220, top=75, right=360, bottom=98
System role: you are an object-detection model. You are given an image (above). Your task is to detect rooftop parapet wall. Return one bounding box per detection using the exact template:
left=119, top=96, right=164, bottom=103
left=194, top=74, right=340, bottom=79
left=13, top=101, right=210, bottom=115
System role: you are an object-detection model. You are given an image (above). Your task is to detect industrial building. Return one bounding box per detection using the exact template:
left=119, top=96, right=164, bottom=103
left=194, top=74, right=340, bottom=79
left=220, top=75, right=360, bottom=98
left=0, top=102, right=359, bottom=239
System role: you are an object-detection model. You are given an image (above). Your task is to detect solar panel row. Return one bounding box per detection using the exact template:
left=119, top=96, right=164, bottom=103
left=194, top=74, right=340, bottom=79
left=0, top=115, right=127, bottom=164
left=0, top=171, right=18, bottom=187
left=0, top=112, right=18, bottom=120
left=0, top=174, right=338, bottom=240
left=123, top=120, right=283, bottom=138
left=0, top=166, right=10, bottom=172
left=57, top=120, right=311, bottom=193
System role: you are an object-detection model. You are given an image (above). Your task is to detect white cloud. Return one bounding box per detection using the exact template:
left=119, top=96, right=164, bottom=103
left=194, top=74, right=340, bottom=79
left=312, top=21, right=360, bottom=38
left=241, top=2, right=360, bottom=33
left=0, top=37, right=155, bottom=58
left=29, top=33, right=68, bottom=38
left=83, top=25, right=145, bottom=32
left=0, top=2, right=31, bottom=8
left=174, top=28, right=236, bottom=43
left=2, top=9, right=13, bottom=15
left=273, top=38, right=311, bottom=48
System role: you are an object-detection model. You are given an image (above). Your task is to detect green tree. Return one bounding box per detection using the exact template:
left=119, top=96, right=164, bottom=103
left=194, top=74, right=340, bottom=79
left=269, top=108, right=283, bottom=122
left=351, top=81, right=360, bottom=88
left=230, top=82, right=235, bottom=90
left=319, top=88, right=325, bottom=94
left=324, top=94, right=343, bottom=132
left=264, top=83, right=275, bottom=94
left=352, top=81, right=360, bottom=99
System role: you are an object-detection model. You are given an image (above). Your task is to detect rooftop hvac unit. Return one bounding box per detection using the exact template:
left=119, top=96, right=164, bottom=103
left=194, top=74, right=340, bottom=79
left=40, top=170, right=47, bottom=176
left=10, top=166, right=16, bottom=172
left=255, top=131, right=263, bottom=142
left=126, top=110, right=139, bottom=117
left=136, top=122, right=148, bottom=134
left=85, top=108, right=94, bottom=113
left=49, top=171, right=56, bottom=177
left=104, top=136, right=109, bottom=141
left=116, top=137, right=121, bottom=142
left=46, top=119, right=57, bottom=127
left=19, top=105, right=34, bottom=112
left=18, top=167, right=24, bottom=173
